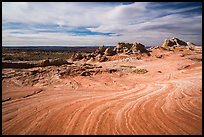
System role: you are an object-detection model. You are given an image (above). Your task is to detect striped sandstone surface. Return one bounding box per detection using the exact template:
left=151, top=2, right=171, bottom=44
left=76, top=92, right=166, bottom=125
left=2, top=47, right=202, bottom=135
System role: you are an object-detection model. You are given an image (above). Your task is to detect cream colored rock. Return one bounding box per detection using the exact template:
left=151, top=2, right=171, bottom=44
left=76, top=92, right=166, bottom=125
left=161, top=37, right=188, bottom=50
left=104, top=48, right=116, bottom=56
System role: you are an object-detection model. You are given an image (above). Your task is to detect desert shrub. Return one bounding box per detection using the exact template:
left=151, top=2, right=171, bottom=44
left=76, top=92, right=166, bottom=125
left=196, top=51, right=202, bottom=54
left=189, top=57, right=202, bottom=62
left=132, top=68, right=148, bottom=74
left=121, top=65, right=136, bottom=68
left=4, top=56, right=13, bottom=60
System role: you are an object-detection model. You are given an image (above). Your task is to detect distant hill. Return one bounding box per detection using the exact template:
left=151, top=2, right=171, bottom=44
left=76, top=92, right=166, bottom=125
left=2, top=46, right=114, bottom=51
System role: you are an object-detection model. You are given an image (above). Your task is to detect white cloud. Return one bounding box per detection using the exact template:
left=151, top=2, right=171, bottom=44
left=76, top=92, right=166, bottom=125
left=2, top=2, right=113, bottom=26
left=2, top=2, right=202, bottom=46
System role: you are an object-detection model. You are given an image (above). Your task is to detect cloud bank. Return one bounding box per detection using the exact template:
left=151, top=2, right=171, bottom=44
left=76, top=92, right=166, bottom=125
left=2, top=2, right=202, bottom=46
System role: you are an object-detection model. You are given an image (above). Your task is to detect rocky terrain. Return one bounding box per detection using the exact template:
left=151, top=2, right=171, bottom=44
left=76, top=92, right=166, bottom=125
left=2, top=37, right=202, bottom=135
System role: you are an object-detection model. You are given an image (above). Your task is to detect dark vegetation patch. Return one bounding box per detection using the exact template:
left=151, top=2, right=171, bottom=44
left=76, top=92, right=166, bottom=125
left=2, top=47, right=98, bottom=61
left=196, top=51, right=202, bottom=54
left=189, top=57, right=202, bottom=62
left=120, top=65, right=136, bottom=68
left=132, top=68, right=148, bottom=74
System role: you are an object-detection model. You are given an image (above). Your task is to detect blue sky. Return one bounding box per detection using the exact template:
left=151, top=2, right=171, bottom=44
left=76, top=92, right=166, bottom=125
left=2, top=2, right=202, bottom=46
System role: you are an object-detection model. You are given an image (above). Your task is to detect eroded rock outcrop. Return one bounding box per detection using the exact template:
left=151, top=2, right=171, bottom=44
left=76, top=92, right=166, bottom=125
left=3, top=59, right=72, bottom=69
left=187, top=42, right=196, bottom=50
left=116, top=42, right=149, bottom=54
left=96, top=54, right=108, bottom=62
left=161, top=37, right=195, bottom=50
left=104, top=48, right=116, bottom=56
left=71, top=53, right=84, bottom=61
left=116, top=42, right=133, bottom=53
left=37, top=59, right=72, bottom=67
left=67, top=42, right=149, bottom=63
left=95, top=45, right=107, bottom=55
left=2, top=61, right=36, bottom=69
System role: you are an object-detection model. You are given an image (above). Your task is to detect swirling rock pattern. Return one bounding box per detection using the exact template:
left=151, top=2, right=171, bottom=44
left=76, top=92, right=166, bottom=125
left=2, top=50, right=202, bottom=135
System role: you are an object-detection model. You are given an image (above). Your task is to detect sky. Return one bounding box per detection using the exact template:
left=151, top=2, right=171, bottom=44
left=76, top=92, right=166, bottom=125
left=2, top=2, right=202, bottom=47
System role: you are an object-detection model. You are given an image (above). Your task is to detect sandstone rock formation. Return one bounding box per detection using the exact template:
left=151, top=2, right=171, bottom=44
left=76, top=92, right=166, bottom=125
left=49, top=59, right=70, bottom=66
left=115, top=42, right=149, bottom=54
left=95, top=45, right=107, bottom=55
left=98, top=55, right=108, bottom=62
left=104, top=48, right=116, bottom=56
left=2, top=59, right=72, bottom=69
left=187, top=42, right=196, bottom=50
left=37, top=59, right=71, bottom=67
left=155, top=54, right=163, bottom=58
left=68, top=42, right=150, bottom=63
left=116, top=42, right=133, bottom=53
left=2, top=61, right=36, bottom=69
left=162, top=37, right=187, bottom=48
left=132, top=42, right=149, bottom=53
left=80, top=71, right=91, bottom=76
left=72, top=53, right=84, bottom=60
left=85, top=53, right=95, bottom=60
left=37, top=59, right=50, bottom=67
left=161, top=37, right=195, bottom=50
